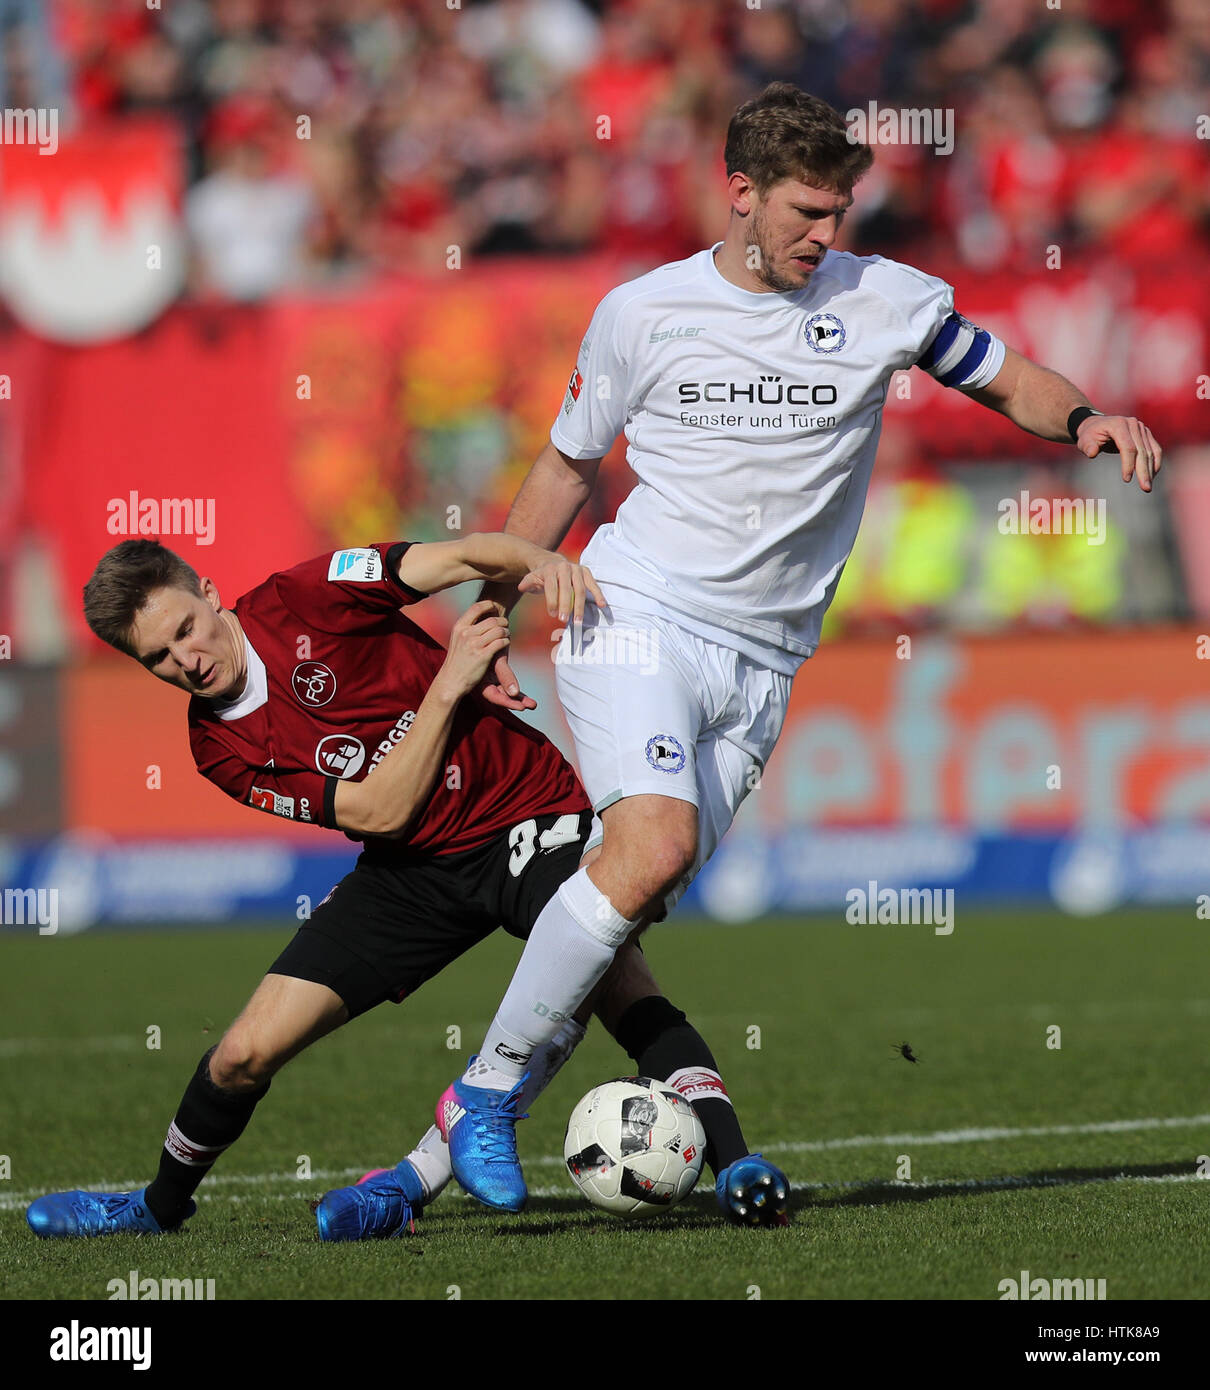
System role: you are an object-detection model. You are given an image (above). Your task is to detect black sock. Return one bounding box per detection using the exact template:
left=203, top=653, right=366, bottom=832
left=614, top=995, right=748, bottom=1177
left=144, top=1047, right=270, bottom=1227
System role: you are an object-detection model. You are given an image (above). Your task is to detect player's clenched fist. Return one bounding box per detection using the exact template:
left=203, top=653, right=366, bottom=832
left=436, top=600, right=512, bottom=698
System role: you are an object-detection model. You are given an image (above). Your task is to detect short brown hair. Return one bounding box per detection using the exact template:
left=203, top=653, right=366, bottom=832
left=83, top=539, right=203, bottom=655
left=725, top=82, right=873, bottom=196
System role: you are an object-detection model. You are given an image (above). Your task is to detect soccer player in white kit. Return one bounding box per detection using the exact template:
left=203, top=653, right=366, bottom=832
left=436, top=82, right=1163, bottom=1216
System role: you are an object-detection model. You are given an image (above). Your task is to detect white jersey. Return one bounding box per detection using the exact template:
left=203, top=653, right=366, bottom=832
left=550, top=243, right=1004, bottom=673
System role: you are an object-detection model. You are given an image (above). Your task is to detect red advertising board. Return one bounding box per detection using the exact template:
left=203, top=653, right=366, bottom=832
left=64, top=625, right=1209, bottom=839
left=750, top=626, right=1210, bottom=832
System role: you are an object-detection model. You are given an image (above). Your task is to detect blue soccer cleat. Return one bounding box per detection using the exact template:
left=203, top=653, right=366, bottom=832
left=314, top=1159, right=426, bottom=1242
left=436, top=1059, right=529, bottom=1213
left=715, top=1153, right=790, bottom=1227
left=27, top=1187, right=194, bottom=1239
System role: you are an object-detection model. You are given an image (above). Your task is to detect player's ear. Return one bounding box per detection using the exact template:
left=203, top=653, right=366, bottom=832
left=199, top=576, right=222, bottom=612
left=727, top=169, right=756, bottom=216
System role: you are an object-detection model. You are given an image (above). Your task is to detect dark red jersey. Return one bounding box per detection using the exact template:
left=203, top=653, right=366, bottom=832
left=188, top=543, right=588, bottom=855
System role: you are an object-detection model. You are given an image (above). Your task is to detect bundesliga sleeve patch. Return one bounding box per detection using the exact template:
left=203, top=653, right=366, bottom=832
left=916, top=311, right=1004, bottom=390
left=327, top=548, right=383, bottom=583
left=249, top=785, right=295, bottom=818
left=562, top=366, right=584, bottom=416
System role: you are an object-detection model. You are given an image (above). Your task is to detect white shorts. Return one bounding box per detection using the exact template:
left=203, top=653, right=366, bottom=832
left=553, top=592, right=793, bottom=908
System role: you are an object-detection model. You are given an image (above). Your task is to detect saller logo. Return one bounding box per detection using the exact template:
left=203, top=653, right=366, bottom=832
left=650, top=326, right=705, bottom=343
left=677, top=377, right=838, bottom=405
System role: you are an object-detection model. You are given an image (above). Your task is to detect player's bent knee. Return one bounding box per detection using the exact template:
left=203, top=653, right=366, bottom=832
left=209, top=1029, right=282, bottom=1091
left=600, top=831, right=694, bottom=895
left=593, top=798, right=698, bottom=916
left=638, top=833, right=696, bottom=898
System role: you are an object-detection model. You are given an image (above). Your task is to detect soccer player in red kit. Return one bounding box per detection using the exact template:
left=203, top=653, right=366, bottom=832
left=27, top=532, right=771, bottom=1241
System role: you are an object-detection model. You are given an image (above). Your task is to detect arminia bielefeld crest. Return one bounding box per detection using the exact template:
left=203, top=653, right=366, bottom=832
left=804, top=312, right=846, bottom=354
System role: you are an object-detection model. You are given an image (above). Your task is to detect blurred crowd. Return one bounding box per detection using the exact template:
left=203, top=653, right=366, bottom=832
left=4, top=0, right=1209, bottom=297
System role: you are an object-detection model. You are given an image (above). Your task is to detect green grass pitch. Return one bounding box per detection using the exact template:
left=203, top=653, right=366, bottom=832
left=0, top=909, right=1206, bottom=1301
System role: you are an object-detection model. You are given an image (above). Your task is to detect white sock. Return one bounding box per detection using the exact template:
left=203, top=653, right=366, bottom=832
left=407, top=1020, right=589, bottom=1204
left=472, top=867, right=637, bottom=1088
left=460, top=1053, right=515, bottom=1090
left=403, top=1125, right=449, bottom=1202
left=517, top=1016, right=588, bottom=1112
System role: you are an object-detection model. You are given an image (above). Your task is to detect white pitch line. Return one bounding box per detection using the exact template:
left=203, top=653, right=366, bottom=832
left=0, top=1167, right=370, bottom=1205
left=755, top=1112, right=1210, bottom=1156
left=800, top=1172, right=1203, bottom=1196
left=3, top=1113, right=1208, bottom=1211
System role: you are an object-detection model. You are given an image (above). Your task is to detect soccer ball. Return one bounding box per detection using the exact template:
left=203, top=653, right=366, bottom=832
left=564, top=1076, right=706, bottom=1218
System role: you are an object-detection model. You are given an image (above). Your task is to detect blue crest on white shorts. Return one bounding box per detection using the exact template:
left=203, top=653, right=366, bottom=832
left=645, top=734, right=686, bottom=774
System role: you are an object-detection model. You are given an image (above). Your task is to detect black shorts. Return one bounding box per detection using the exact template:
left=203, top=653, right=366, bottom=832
left=268, top=808, right=593, bottom=1018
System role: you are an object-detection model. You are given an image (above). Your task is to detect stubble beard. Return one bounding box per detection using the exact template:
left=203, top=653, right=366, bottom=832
left=746, top=202, right=802, bottom=294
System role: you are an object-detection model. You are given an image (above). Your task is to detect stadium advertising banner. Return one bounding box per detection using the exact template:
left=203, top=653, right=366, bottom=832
left=3, top=624, right=1205, bottom=927
left=667, top=627, right=1210, bottom=921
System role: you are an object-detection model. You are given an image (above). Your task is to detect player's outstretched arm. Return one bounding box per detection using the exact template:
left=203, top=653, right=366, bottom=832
left=332, top=601, right=509, bottom=838
left=396, top=531, right=607, bottom=627
left=961, top=345, right=1162, bottom=492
